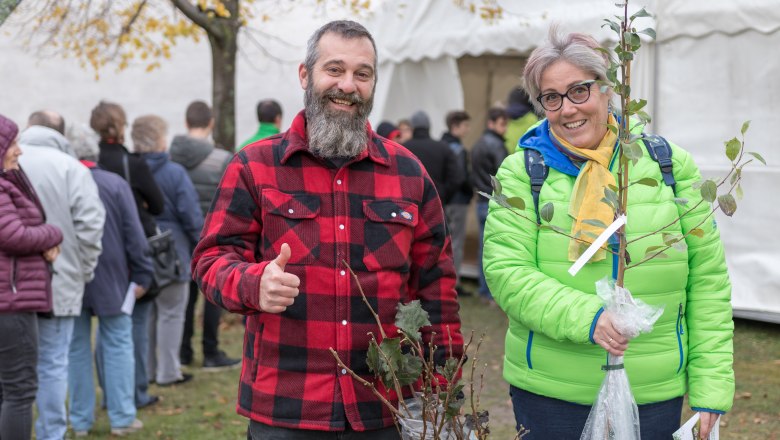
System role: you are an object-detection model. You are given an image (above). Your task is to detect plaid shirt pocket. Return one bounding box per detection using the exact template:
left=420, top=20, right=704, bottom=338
left=362, top=199, right=418, bottom=272
left=261, top=188, right=320, bottom=265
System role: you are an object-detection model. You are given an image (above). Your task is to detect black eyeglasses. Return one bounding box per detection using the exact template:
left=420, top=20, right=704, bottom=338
left=536, top=80, right=597, bottom=112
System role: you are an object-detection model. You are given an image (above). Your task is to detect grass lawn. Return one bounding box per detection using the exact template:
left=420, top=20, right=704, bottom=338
left=71, top=288, right=779, bottom=439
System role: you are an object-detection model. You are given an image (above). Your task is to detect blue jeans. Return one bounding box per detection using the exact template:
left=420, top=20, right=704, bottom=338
left=69, top=310, right=136, bottom=431
left=35, top=316, right=75, bottom=440
left=132, top=300, right=154, bottom=406
left=0, top=312, right=38, bottom=440
left=476, top=200, right=492, bottom=300
left=509, top=385, right=683, bottom=440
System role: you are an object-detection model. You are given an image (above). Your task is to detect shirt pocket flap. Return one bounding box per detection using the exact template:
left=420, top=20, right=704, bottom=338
left=262, top=189, right=320, bottom=219
left=363, top=199, right=419, bottom=227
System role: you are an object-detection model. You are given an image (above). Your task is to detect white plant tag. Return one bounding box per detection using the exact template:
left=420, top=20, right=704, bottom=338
left=568, top=215, right=627, bottom=276
left=673, top=413, right=720, bottom=440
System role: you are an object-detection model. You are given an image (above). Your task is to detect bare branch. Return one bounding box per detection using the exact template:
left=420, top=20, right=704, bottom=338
left=170, top=0, right=220, bottom=37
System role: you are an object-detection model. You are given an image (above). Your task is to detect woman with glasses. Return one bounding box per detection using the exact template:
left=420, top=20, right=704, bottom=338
left=482, top=29, right=733, bottom=439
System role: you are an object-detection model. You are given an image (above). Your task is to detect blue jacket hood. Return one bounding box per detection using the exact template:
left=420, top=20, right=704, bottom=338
left=519, top=119, right=581, bottom=177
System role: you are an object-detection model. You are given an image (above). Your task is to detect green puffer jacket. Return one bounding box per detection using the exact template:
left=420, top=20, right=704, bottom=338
left=483, top=121, right=734, bottom=413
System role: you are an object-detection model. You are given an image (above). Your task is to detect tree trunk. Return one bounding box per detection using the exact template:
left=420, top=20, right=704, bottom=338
left=0, top=0, right=22, bottom=25
left=209, top=30, right=238, bottom=151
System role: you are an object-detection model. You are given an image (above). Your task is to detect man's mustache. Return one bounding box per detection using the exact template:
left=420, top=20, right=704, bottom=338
left=322, top=89, right=364, bottom=106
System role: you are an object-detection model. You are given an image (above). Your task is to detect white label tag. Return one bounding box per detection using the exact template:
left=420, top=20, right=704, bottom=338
left=568, top=215, right=627, bottom=276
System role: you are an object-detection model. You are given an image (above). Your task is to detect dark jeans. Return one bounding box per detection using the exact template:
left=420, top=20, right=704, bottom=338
left=509, top=385, right=683, bottom=440
left=0, top=312, right=39, bottom=440
left=248, top=421, right=400, bottom=440
left=181, top=280, right=221, bottom=361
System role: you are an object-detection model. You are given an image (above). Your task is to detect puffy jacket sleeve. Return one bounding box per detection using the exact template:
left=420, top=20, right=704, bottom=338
left=191, top=155, right=268, bottom=314
left=483, top=152, right=603, bottom=343
left=69, top=165, right=105, bottom=282
left=0, top=187, right=63, bottom=254
left=672, top=144, right=734, bottom=413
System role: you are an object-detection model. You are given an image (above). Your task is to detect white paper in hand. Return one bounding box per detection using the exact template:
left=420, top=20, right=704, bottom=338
left=121, top=282, right=138, bottom=315
left=673, top=413, right=720, bottom=440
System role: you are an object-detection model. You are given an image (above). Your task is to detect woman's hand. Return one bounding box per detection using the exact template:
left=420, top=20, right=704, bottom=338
left=593, top=311, right=629, bottom=356
left=698, top=412, right=719, bottom=439
left=43, top=245, right=60, bottom=263
left=134, top=285, right=147, bottom=299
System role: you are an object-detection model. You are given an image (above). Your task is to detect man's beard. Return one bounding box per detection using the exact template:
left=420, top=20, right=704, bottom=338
left=304, top=84, right=373, bottom=159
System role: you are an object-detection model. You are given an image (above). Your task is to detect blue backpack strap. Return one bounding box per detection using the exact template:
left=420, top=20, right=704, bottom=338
left=524, top=149, right=549, bottom=224
left=642, top=134, right=676, bottom=193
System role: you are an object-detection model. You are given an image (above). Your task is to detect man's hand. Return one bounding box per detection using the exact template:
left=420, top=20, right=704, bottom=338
left=259, top=243, right=300, bottom=313
left=698, top=412, right=719, bottom=439
left=593, top=311, right=629, bottom=356
left=134, top=284, right=147, bottom=299
left=42, top=245, right=60, bottom=263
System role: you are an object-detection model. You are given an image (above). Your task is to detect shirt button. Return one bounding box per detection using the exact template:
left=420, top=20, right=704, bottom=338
left=337, top=179, right=342, bottom=185
left=340, top=270, right=346, bottom=276
left=341, top=369, right=347, bottom=375
left=288, top=208, right=294, bottom=214
left=341, top=320, right=347, bottom=325
left=339, top=224, right=345, bottom=230
left=391, top=212, right=397, bottom=218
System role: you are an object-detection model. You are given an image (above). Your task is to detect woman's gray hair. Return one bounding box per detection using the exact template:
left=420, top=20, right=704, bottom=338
left=304, top=20, right=377, bottom=82
left=66, top=123, right=100, bottom=161
left=131, top=115, right=167, bottom=153
left=523, top=26, right=610, bottom=113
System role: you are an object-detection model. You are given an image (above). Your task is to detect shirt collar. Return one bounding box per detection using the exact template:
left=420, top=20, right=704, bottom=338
left=280, top=110, right=390, bottom=168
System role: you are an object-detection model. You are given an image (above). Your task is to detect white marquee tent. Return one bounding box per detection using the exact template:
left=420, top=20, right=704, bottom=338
left=1, top=0, right=778, bottom=321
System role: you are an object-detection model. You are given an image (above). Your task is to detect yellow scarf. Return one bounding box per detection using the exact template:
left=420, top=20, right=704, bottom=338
left=550, top=113, right=618, bottom=262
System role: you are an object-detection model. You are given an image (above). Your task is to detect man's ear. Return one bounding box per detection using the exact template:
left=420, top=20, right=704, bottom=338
left=298, top=63, right=308, bottom=90
left=207, top=118, right=215, bottom=132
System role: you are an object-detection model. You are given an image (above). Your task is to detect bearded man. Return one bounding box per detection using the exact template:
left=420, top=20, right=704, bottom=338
left=191, top=20, right=463, bottom=439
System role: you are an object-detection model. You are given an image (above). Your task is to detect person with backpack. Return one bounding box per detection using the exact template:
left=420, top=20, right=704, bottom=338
left=482, top=29, right=733, bottom=440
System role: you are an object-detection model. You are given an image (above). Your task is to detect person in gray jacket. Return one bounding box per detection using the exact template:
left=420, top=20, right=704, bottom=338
left=169, top=101, right=239, bottom=370
left=18, top=110, right=105, bottom=440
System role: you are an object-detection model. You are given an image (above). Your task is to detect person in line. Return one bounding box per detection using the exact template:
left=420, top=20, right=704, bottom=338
left=90, top=100, right=164, bottom=408
left=133, top=115, right=203, bottom=387
left=440, top=110, right=472, bottom=296
left=192, top=20, right=463, bottom=439
left=0, top=114, right=62, bottom=440
left=470, top=107, right=508, bottom=304
left=240, top=99, right=283, bottom=149
left=375, top=121, right=401, bottom=143
left=483, top=30, right=734, bottom=440
left=403, top=110, right=461, bottom=205
left=66, top=123, right=153, bottom=437
left=396, top=118, right=413, bottom=144
left=18, top=110, right=106, bottom=440
left=169, top=100, right=239, bottom=370
left=503, top=87, right=539, bottom=154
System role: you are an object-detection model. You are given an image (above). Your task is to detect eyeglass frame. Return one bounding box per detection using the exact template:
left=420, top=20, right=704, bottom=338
left=536, top=79, right=598, bottom=112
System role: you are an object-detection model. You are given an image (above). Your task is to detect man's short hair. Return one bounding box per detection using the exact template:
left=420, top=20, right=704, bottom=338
left=28, top=110, right=65, bottom=135
left=304, top=20, right=377, bottom=81
left=445, top=111, right=470, bottom=131
left=90, top=101, right=127, bottom=141
left=256, top=99, right=282, bottom=123
left=131, top=115, right=168, bottom=153
left=486, top=107, right=508, bottom=123
left=185, top=101, right=212, bottom=129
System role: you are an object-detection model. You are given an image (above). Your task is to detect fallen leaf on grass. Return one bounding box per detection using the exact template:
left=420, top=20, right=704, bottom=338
left=754, top=417, right=767, bottom=424
left=734, top=391, right=752, bottom=400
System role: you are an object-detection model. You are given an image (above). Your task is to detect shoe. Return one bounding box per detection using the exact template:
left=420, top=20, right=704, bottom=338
left=180, top=357, right=192, bottom=366
left=202, top=351, right=241, bottom=371
left=137, top=395, right=160, bottom=409
left=455, top=285, right=473, bottom=297
left=157, top=373, right=193, bottom=387
left=110, top=418, right=143, bottom=436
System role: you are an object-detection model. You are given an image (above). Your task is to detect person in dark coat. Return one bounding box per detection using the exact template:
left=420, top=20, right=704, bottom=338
left=0, top=114, right=63, bottom=440
left=169, top=101, right=239, bottom=370
left=403, top=110, right=462, bottom=205
left=133, top=115, right=204, bottom=387
left=65, top=123, right=153, bottom=436
left=91, top=101, right=164, bottom=238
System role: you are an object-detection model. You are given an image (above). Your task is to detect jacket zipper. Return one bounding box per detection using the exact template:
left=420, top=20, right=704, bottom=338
left=676, top=303, right=685, bottom=373
left=11, top=257, right=17, bottom=294
left=526, top=330, right=534, bottom=369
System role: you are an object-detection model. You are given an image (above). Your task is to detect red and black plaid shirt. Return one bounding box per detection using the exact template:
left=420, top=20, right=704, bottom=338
left=192, top=111, right=463, bottom=432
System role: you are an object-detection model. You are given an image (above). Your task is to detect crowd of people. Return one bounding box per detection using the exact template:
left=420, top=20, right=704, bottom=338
left=1, top=18, right=734, bottom=440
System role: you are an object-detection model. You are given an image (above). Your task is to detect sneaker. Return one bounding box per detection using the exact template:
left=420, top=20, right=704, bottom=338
left=157, top=373, right=193, bottom=387
left=202, top=351, right=241, bottom=371
left=110, top=418, right=143, bottom=436
left=137, top=395, right=160, bottom=409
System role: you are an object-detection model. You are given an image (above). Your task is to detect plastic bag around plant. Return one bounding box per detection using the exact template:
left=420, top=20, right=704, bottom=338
left=398, top=394, right=477, bottom=440
left=673, top=413, right=720, bottom=440
left=579, top=277, right=664, bottom=440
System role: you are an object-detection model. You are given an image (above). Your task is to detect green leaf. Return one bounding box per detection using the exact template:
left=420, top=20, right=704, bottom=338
left=623, top=141, right=644, bottom=163
left=725, top=137, right=741, bottom=162
left=718, top=194, right=737, bottom=216
left=741, top=120, right=751, bottom=135
left=662, top=232, right=683, bottom=247
left=635, top=177, right=658, bottom=187
left=636, top=110, right=652, bottom=125
left=629, top=32, right=641, bottom=49
left=628, top=99, right=647, bottom=112
left=396, top=352, right=423, bottom=386
left=654, top=252, right=669, bottom=259
left=490, top=175, right=502, bottom=196
left=730, top=168, right=741, bottom=185
left=630, top=7, right=652, bottom=20
left=435, top=357, right=460, bottom=382
left=700, top=180, right=717, bottom=203
left=692, top=180, right=704, bottom=190
left=540, top=202, right=554, bottom=223
left=736, top=185, right=744, bottom=200
left=602, top=19, right=621, bottom=34
left=367, top=337, right=406, bottom=388
left=602, top=187, right=618, bottom=210
left=748, top=151, right=767, bottom=165
left=366, top=340, right=381, bottom=376
left=582, top=219, right=608, bottom=228
left=442, top=385, right=466, bottom=418
left=606, top=123, right=618, bottom=135
left=584, top=231, right=599, bottom=239
left=506, top=196, right=526, bottom=210
left=690, top=228, right=705, bottom=238
left=494, top=194, right=509, bottom=209
left=395, top=300, right=430, bottom=343
left=673, top=197, right=689, bottom=206
left=637, top=27, right=656, bottom=40
left=477, top=191, right=493, bottom=201
left=644, top=245, right=666, bottom=254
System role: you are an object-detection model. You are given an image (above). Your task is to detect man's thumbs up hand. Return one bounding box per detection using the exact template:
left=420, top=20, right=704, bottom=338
left=259, top=243, right=301, bottom=313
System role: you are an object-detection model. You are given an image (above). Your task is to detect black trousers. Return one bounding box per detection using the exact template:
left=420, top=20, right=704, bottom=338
left=247, top=420, right=400, bottom=440
left=180, top=280, right=222, bottom=361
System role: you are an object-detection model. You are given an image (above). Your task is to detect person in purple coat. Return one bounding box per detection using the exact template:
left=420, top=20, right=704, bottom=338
left=65, top=123, right=154, bottom=436
left=0, top=114, right=63, bottom=440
